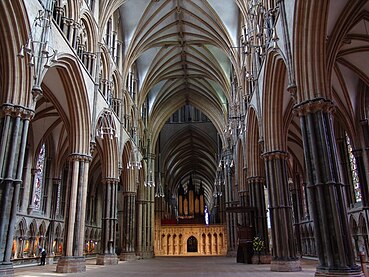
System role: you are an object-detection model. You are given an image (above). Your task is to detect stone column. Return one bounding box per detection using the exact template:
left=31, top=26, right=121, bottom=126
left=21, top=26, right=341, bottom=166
left=248, top=176, right=269, bottom=254
left=223, top=150, right=237, bottom=255
left=262, top=150, right=301, bottom=272
left=136, top=196, right=143, bottom=256
left=289, top=178, right=303, bottom=256
left=56, top=154, right=90, bottom=273
left=295, top=98, right=363, bottom=276
left=119, top=191, right=136, bottom=260
left=45, top=178, right=62, bottom=264
left=97, top=178, right=119, bottom=265
left=149, top=186, right=155, bottom=257
left=0, top=104, right=33, bottom=276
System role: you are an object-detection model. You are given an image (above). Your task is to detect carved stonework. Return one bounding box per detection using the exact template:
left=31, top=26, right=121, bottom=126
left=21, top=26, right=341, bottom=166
left=155, top=224, right=227, bottom=256
left=293, top=97, right=336, bottom=116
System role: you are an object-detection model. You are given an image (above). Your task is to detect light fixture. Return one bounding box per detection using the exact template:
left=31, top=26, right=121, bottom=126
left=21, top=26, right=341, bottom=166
left=213, top=171, right=223, bottom=198
left=127, top=124, right=142, bottom=170
left=127, top=146, right=142, bottom=170
left=155, top=172, right=165, bottom=198
left=96, top=110, right=118, bottom=140
left=224, top=99, right=245, bottom=138
left=18, top=0, right=57, bottom=99
left=144, top=170, right=155, bottom=187
left=241, top=0, right=279, bottom=81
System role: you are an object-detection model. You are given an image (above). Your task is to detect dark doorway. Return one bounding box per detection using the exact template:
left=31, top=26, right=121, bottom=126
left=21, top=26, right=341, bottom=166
left=187, top=236, right=198, bottom=252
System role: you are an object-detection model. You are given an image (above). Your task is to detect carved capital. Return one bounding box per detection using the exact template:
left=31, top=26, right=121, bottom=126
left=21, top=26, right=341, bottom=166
left=101, top=177, right=119, bottom=185
left=1, top=104, right=35, bottom=119
left=68, top=153, right=92, bottom=162
left=262, top=150, right=288, bottom=161
left=293, top=98, right=335, bottom=116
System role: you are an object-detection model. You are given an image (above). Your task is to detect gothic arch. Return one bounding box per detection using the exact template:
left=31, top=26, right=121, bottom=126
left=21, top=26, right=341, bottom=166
left=0, top=0, right=32, bottom=106
left=246, top=107, right=264, bottom=177
left=80, top=11, right=97, bottom=53
left=293, top=0, right=330, bottom=102
left=262, top=52, right=288, bottom=152
left=50, top=55, right=91, bottom=154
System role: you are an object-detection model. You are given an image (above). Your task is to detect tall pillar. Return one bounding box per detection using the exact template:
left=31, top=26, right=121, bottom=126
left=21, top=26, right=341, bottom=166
left=119, top=191, right=136, bottom=260
left=97, top=178, right=119, bottom=265
left=248, top=176, right=269, bottom=254
left=136, top=197, right=143, bottom=256
left=295, top=98, right=363, bottom=276
left=149, top=186, right=155, bottom=257
left=289, top=178, right=303, bottom=256
left=56, top=154, right=90, bottom=273
left=223, top=150, right=237, bottom=255
left=263, top=150, right=301, bottom=272
left=45, top=178, right=62, bottom=264
left=0, top=105, right=32, bottom=276
left=142, top=198, right=148, bottom=256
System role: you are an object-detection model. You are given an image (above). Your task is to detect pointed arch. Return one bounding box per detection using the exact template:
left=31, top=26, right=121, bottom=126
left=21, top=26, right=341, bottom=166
left=51, top=55, right=91, bottom=154
left=0, top=0, right=32, bottom=106
left=262, top=51, right=288, bottom=152
left=246, top=107, right=264, bottom=177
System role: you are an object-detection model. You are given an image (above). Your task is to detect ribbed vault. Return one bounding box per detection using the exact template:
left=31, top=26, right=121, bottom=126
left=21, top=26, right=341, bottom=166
left=161, top=124, right=217, bottom=205
left=118, top=0, right=240, bottom=203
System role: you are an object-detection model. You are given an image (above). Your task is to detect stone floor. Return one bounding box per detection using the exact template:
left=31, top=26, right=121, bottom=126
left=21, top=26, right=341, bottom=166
left=14, top=256, right=320, bottom=277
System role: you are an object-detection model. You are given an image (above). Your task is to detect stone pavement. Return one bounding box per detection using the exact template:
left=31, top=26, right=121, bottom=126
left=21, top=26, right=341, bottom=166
left=14, top=256, right=319, bottom=277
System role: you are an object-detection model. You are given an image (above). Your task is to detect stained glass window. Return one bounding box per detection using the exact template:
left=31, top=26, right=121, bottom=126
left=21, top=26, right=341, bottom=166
left=33, top=143, right=46, bottom=210
left=345, top=132, right=361, bottom=202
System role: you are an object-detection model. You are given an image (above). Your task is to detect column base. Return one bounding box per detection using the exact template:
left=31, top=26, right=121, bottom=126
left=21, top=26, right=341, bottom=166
left=96, top=254, right=119, bottom=265
left=56, top=256, right=86, bottom=273
left=0, top=262, right=14, bottom=277
left=271, top=259, right=302, bottom=272
left=315, top=268, right=364, bottom=277
left=120, top=252, right=137, bottom=261
left=252, top=254, right=272, bottom=264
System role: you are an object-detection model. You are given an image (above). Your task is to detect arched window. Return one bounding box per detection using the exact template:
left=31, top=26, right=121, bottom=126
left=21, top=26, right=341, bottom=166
left=32, top=143, right=46, bottom=211
left=345, top=132, right=361, bottom=203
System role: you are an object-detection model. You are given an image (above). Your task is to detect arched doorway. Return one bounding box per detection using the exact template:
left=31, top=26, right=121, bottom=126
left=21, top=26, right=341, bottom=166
left=187, top=236, right=198, bottom=253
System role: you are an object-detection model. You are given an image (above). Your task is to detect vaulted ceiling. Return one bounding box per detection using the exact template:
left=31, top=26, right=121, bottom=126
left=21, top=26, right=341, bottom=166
left=119, top=0, right=241, bottom=203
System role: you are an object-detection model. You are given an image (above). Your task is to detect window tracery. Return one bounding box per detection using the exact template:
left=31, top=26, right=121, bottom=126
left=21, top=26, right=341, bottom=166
left=345, top=132, right=361, bottom=203
left=32, top=143, right=46, bottom=211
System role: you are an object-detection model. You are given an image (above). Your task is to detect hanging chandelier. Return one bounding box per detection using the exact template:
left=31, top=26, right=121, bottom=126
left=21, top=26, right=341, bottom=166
left=144, top=170, right=155, bottom=187
left=213, top=171, right=223, bottom=198
left=18, top=0, right=58, bottom=99
left=96, top=110, right=118, bottom=140
left=127, top=146, right=142, bottom=170
left=155, top=172, right=165, bottom=198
